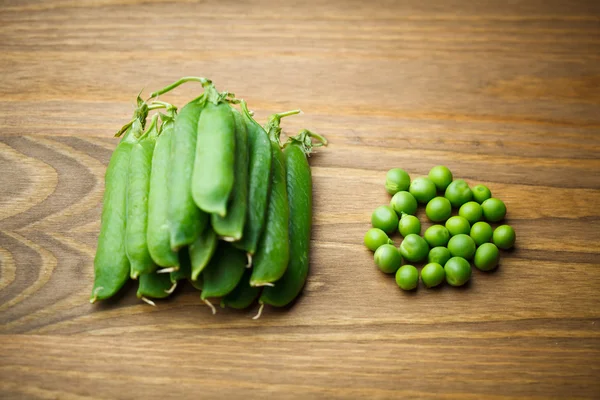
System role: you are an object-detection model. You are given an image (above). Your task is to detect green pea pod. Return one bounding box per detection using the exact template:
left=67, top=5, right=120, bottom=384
left=261, top=130, right=327, bottom=307
left=221, top=268, right=261, bottom=310
left=250, top=113, right=296, bottom=287
left=233, top=100, right=273, bottom=256
left=211, top=108, right=249, bottom=240
left=147, top=109, right=179, bottom=268
left=192, top=89, right=236, bottom=217
left=201, top=242, right=246, bottom=300
left=127, top=115, right=160, bottom=279
left=91, top=117, right=143, bottom=302
left=137, top=271, right=176, bottom=305
left=169, top=96, right=209, bottom=250
left=189, top=227, right=218, bottom=281
left=170, top=246, right=191, bottom=283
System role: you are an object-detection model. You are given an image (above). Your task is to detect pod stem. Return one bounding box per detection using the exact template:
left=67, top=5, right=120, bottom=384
left=138, top=113, right=160, bottom=139
left=148, top=76, right=213, bottom=100
left=285, top=129, right=328, bottom=155
left=264, top=109, right=302, bottom=143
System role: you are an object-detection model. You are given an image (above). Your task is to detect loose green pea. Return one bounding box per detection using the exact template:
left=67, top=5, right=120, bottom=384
left=374, top=244, right=403, bottom=274
left=409, top=177, right=437, bottom=204
left=399, top=234, right=429, bottom=263
left=445, top=216, right=471, bottom=236
left=444, top=257, right=471, bottom=287
left=426, top=196, right=452, bottom=222
left=371, top=205, right=399, bottom=235
left=421, top=263, right=445, bottom=288
left=493, top=225, right=516, bottom=249
left=474, top=243, right=499, bottom=271
left=390, top=191, right=418, bottom=215
left=428, top=246, right=451, bottom=266
left=459, top=201, right=482, bottom=225
left=447, top=234, right=476, bottom=260
left=385, top=168, right=411, bottom=195
left=470, top=221, right=493, bottom=246
left=445, top=179, right=473, bottom=208
left=482, top=198, right=507, bottom=222
left=364, top=228, right=393, bottom=251
left=398, top=214, right=421, bottom=237
left=472, top=184, right=492, bottom=204
left=396, top=265, right=419, bottom=290
left=428, top=166, right=453, bottom=191
left=424, top=225, right=450, bottom=247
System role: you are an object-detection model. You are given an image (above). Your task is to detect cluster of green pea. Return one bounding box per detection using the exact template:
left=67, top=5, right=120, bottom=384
left=91, top=77, right=327, bottom=316
left=364, top=166, right=516, bottom=291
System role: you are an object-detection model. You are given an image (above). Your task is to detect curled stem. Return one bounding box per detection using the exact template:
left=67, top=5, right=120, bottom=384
left=264, top=109, right=302, bottom=143
left=148, top=76, right=212, bottom=100
left=286, top=129, right=328, bottom=155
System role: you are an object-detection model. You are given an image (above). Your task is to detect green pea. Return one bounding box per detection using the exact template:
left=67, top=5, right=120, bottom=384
left=472, top=184, right=492, bottom=204
left=385, top=168, right=411, bottom=195
left=261, top=129, right=327, bottom=307
left=147, top=110, right=179, bottom=268
left=398, top=214, right=421, bottom=237
left=428, top=246, right=451, bottom=266
left=424, top=225, right=450, bottom=247
left=409, top=177, right=437, bottom=204
left=221, top=267, right=261, bottom=310
left=234, top=100, right=276, bottom=256
left=482, top=198, right=507, bottom=222
left=447, top=234, right=476, bottom=260
left=371, top=205, right=399, bottom=235
left=474, top=243, right=499, bottom=271
left=421, top=262, right=445, bottom=288
left=444, top=257, right=471, bottom=287
left=137, top=271, right=175, bottom=302
left=444, top=179, right=473, bottom=208
left=168, top=96, right=208, bottom=250
left=201, top=242, right=247, bottom=299
left=127, top=115, right=159, bottom=279
left=399, top=234, right=429, bottom=263
left=91, top=114, right=144, bottom=303
left=458, top=201, right=482, bottom=225
left=390, top=191, right=418, bottom=215
left=211, top=108, right=249, bottom=240
left=428, top=165, right=453, bottom=191
left=374, top=244, right=403, bottom=274
left=470, top=221, right=493, bottom=246
left=425, top=196, right=451, bottom=222
left=493, top=225, right=516, bottom=249
left=445, top=216, right=471, bottom=236
left=189, top=227, right=218, bottom=281
left=364, top=228, right=394, bottom=251
left=395, top=265, right=418, bottom=290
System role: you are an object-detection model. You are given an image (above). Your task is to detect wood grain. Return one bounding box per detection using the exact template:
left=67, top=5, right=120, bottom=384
left=1, top=0, right=599, bottom=398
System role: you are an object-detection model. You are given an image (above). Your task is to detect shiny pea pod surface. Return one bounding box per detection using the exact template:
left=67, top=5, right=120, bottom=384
left=212, top=108, right=249, bottom=240
left=169, top=97, right=208, bottom=250
left=189, top=227, right=218, bottom=281
left=201, top=242, right=247, bottom=299
left=91, top=120, right=141, bottom=302
left=233, top=101, right=273, bottom=255
left=221, top=268, right=261, bottom=309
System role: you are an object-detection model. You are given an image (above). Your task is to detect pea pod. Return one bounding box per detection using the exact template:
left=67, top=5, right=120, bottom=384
left=261, top=130, right=327, bottom=307
left=91, top=112, right=145, bottom=302
left=189, top=226, right=218, bottom=281
left=233, top=100, right=273, bottom=256
left=200, top=242, right=246, bottom=312
left=137, top=271, right=176, bottom=306
left=170, top=246, right=191, bottom=283
left=221, top=268, right=261, bottom=310
left=249, top=112, right=299, bottom=287
left=147, top=107, right=179, bottom=268
left=169, top=96, right=209, bottom=250
left=211, top=108, right=249, bottom=240
left=127, top=114, right=160, bottom=279
left=192, top=86, right=236, bottom=217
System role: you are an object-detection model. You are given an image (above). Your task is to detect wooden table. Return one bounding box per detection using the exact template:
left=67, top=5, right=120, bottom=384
left=1, top=1, right=599, bottom=398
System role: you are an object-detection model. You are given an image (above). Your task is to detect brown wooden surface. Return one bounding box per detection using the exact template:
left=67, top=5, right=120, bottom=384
left=1, top=0, right=600, bottom=398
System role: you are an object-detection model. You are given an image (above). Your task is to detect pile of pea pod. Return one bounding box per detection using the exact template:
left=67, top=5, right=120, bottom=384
left=91, top=77, right=327, bottom=317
